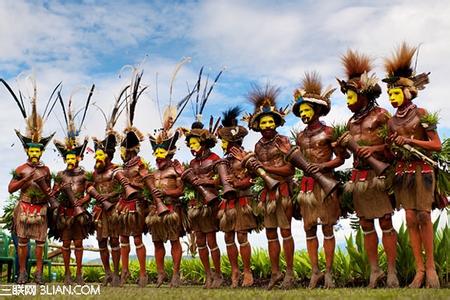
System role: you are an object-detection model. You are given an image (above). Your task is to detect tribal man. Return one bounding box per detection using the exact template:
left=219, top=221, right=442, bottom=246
left=4, top=77, right=56, bottom=284
left=52, top=87, right=94, bottom=285
left=115, top=70, right=149, bottom=287
left=217, top=106, right=257, bottom=288
left=145, top=106, right=185, bottom=288
left=87, top=124, right=122, bottom=286
left=182, top=119, right=223, bottom=288
left=384, top=43, right=441, bottom=288
left=337, top=50, right=399, bottom=288
left=280, top=72, right=344, bottom=288
left=239, top=84, right=295, bottom=290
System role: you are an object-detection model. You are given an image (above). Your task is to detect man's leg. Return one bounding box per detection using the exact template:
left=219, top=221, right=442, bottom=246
left=133, top=235, right=147, bottom=287
left=109, top=237, right=121, bottom=286
left=17, top=237, right=29, bottom=284
left=74, top=239, right=84, bottom=285
left=62, top=240, right=73, bottom=285
left=237, top=231, right=253, bottom=287
left=169, top=238, right=182, bottom=287
left=225, top=231, right=239, bottom=288
left=196, top=231, right=212, bottom=288
left=154, top=240, right=167, bottom=287
left=266, top=228, right=283, bottom=290
left=405, top=210, right=425, bottom=288
left=119, top=235, right=130, bottom=286
left=360, top=218, right=384, bottom=288
left=379, top=214, right=399, bottom=288
left=98, top=238, right=112, bottom=286
left=322, top=225, right=336, bottom=288
left=417, top=211, right=439, bottom=288
left=207, top=232, right=223, bottom=288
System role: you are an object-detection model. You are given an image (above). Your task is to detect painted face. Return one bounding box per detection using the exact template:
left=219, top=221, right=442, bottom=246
left=299, top=103, right=315, bottom=124
left=188, top=137, right=202, bottom=154
left=388, top=87, right=405, bottom=108
left=120, top=146, right=126, bottom=161
left=65, top=153, right=78, bottom=170
left=94, top=149, right=107, bottom=169
left=154, top=147, right=169, bottom=159
left=221, top=139, right=229, bottom=154
left=27, top=147, right=42, bottom=164
left=259, top=115, right=276, bottom=130
left=346, top=90, right=358, bottom=107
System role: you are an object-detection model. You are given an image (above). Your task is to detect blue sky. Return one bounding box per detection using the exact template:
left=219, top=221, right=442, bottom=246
left=1, top=0, right=448, bottom=259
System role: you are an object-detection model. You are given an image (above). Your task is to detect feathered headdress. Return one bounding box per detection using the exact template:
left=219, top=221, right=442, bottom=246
left=91, top=82, right=130, bottom=158
left=149, top=58, right=196, bottom=155
left=54, top=85, right=94, bottom=159
left=336, top=50, right=381, bottom=101
left=217, top=106, right=248, bottom=143
left=184, top=67, right=224, bottom=149
left=382, top=42, right=430, bottom=99
left=243, top=83, right=288, bottom=132
left=292, top=71, right=335, bottom=117
left=120, top=67, right=148, bottom=151
left=1, top=75, right=58, bottom=150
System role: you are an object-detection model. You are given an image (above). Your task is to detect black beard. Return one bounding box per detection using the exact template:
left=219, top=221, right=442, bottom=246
left=156, top=158, right=168, bottom=169
left=261, top=129, right=276, bottom=139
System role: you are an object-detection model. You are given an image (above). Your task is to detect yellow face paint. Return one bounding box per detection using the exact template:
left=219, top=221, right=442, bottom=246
left=388, top=87, right=404, bottom=108
left=221, top=139, right=229, bottom=153
left=27, top=147, right=42, bottom=163
left=120, top=146, right=126, bottom=161
left=65, top=153, right=77, bottom=170
left=94, top=149, right=107, bottom=168
left=154, top=147, right=169, bottom=159
left=259, top=115, right=276, bottom=130
left=346, top=89, right=358, bottom=107
left=188, top=137, right=201, bottom=152
left=299, top=103, right=315, bottom=123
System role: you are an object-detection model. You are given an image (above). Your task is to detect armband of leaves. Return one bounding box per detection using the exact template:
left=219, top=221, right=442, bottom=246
left=420, top=111, right=439, bottom=131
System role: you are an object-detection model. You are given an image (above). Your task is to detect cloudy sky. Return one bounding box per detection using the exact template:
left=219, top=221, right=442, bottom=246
left=1, top=0, right=448, bottom=260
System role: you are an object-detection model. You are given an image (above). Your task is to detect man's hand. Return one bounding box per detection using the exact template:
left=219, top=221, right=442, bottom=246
left=305, top=163, right=322, bottom=174
left=394, top=135, right=412, bottom=146
left=151, top=188, right=164, bottom=199
left=173, top=159, right=185, bottom=175
left=229, top=146, right=246, bottom=161
left=356, top=146, right=374, bottom=159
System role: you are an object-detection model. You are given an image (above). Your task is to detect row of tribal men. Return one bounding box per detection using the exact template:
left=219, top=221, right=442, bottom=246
left=5, top=43, right=442, bottom=289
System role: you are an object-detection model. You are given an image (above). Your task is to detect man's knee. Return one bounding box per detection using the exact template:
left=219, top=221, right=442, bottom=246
left=237, top=232, right=248, bottom=245
left=266, top=228, right=278, bottom=240
left=322, top=225, right=334, bottom=239
left=305, top=226, right=317, bottom=238
left=98, top=239, right=108, bottom=249
left=379, top=214, right=395, bottom=234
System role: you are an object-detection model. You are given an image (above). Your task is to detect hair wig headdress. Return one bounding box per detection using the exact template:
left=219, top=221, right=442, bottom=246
left=292, top=71, right=335, bottom=117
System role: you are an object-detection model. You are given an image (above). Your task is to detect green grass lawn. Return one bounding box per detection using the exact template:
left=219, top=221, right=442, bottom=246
left=17, top=285, right=450, bottom=300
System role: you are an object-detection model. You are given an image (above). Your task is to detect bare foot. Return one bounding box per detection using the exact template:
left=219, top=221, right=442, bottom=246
left=386, top=271, right=399, bottom=288
left=324, top=272, right=335, bottom=289
left=242, top=271, right=254, bottom=287
left=211, top=272, right=223, bottom=288
left=267, top=272, right=284, bottom=290
left=64, top=273, right=74, bottom=286
left=156, top=272, right=167, bottom=288
left=368, top=268, right=385, bottom=288
left=120, top=270, right=130, bottom=287
left=425, top=268, right=440, bottom=288
left=75, top=274, right=84, bottom=285
left=17, top=272, right=28, bottom=285
left=102, top=271, right=113, bottom=287
left=170, top=272, right=182, bottom=288
left=308, top=271, right=324, bottom=289
left=203, top=272, right=213, bottom=289
left=111, top=273, right=120, bottom=287
left=138, top=274, right=148, bottom=288
left=231, top=270, right=239, bottom=288
left=281, top=271, right=295, bottom=290
left=408, top=270, right=425, bottom=288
